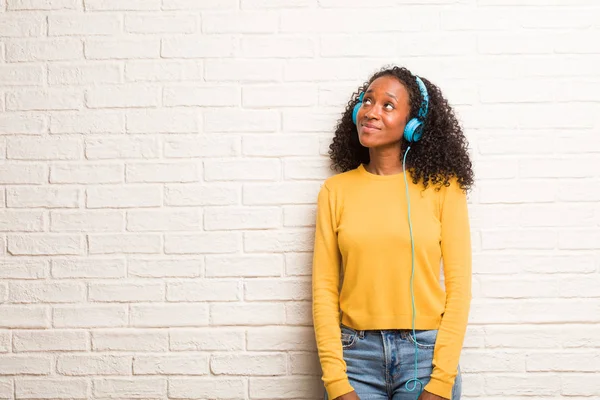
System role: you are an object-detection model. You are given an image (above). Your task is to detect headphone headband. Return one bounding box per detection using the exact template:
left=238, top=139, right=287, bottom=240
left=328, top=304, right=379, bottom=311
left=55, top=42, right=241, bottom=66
left=414, top=76, right=429, bottom=120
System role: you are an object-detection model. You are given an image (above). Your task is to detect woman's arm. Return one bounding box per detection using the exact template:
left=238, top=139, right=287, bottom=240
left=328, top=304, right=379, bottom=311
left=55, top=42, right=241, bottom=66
left=423, top=179, right=473, bottom=399
left=312, top=183, right=355, bottom=400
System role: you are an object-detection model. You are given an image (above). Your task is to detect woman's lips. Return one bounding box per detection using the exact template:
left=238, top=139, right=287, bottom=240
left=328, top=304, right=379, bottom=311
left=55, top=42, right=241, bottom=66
left=360, top=123, right=381, bottom=134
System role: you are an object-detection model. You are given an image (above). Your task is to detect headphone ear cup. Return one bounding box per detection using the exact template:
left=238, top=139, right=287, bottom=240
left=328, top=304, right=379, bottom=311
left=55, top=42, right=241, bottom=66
left=352, top=92, right=365, bottom=125
left=404, top=118, right=423, bottom=143
left=352, top=102, right=362, bottom=125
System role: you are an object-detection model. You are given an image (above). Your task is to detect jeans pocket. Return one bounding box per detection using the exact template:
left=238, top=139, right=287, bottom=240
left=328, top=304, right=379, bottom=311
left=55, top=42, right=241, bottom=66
left=406, top=329, right=438, bottom=349
left=340, top=324, right=358, bottom=349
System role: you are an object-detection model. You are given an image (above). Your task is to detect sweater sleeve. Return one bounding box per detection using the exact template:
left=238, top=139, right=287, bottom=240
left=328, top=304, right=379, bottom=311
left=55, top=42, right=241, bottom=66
left=312, top=183, right=354, bottom=399
left=424, top=179, right=473, bottom=399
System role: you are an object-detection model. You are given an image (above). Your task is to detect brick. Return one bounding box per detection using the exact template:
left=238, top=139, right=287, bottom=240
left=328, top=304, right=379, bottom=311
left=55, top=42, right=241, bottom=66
left=86, top=85, right=160, bottom=108
left=57, top=355, right=131, bottom=376
left=241, top=0, right=314, bottom=7
left=50, top=164, right=123, bottom=184
left=92, top=329, right=168, bottom=352
left=50, top=210, right=122, bottom=232
left=53, top=305, right=128, bottom=328
left=167, top=280, right=239, bottom=302
left=0, top=65, right=44, bottom=85
left=127, top=209, right=200, bottom=231
left=250, top=376, right=321, bottom=399
left=244, top=279, right=311, bottom=301
left=240, top=36, right=314, bottom=58
left=482, top=230, right=556, bottom=250
left=162, top=36, right=235, bottom=58
left=84, top=0, right=160, bottom=10
left=203, top=12, right=278, bottom=33
left=242, top=135, right=319, bottom=156
left=162, top=0, right=236, bottom=10
left=16, top=378, right=87, bottom=399
left=133, top=354, right=209, bottom=375
left=284, top=59, right=364, bottom=82
left=94, top=378, right=167, bottom=398
left=164, top=135, right=239, bottom=158
left=243, top=182, right=321, bottom=205
left=88, top=233, right=161, bottom=254
left=0, top=305, right=49, bottom=328
left=85, top=39, right=160, bottom=59
left=559, top=229, right=600, bottom=250
left=205, top=59, right=283, bottom=82
left=204, top=207, right=281, bottom=230
left=0, top=378, right=11, bottom=399
left=0, top=260, right=47, bottom=279
left=9, top=281, right=85, bottom=303
left=284, top=252, right=316, bottom=276
left=86, top=137, right=158, bottom=159
left=126, top=109, right=198, bottom=133
left=0, top=113, right=46, bottom=134
left=283, top=109, right=338, bottom=132
left=204, top=109, right=278, bottom=133
left=205, top=255, right=283, bottom=278
left=164, top=232, right=241, bottom=254
left=211, top=354, right=286, bottom=375
left=48, top=63, right=121, bottom=85
left=50, top=110, right=125, bottom=134
left=125, top=14, right=196, bottom=34
left=8, top=234, right=82, bottom=255
left=519, top=157, right=594, bottom=178
left=288, top=352, right=321, bottom=376
left=169, top=378, right=245, bottom=399
left=283, top=205, right=316, bottom=227
left=0, top=356, right=51, bottom=374
left=204, top=159, right=280, bottom=181
left=13, top=330, right=88, bottom=352
left=5, top=38, right=82, bottom=62
left=283, top=159, right=334, bottom=180
left=163, top=85, right=239, bottom=107
left=130, top=304, right=208, bottom=327
left=0, top=164, right=46, bottom=184
left=125, top=60, right=203, bottom=82
left=8, top=186, right=79, bottom=208
left=52, top=258, right=125, bottom=279
left=128, top=258, right=201, bottom=278
left=86, top=185, right=161, bottom=208
left=247, top=326, right=315, bottom=351
left=7, top=0, right=80, bottom=10
left=7, top=137, right=81, bottom=160
left=211, top=303, right=285, bottom=325
left=48, top=14, right=121, bottom=36
left=0, top=15, right=44, bottom=37
left=286, top=301, right=311, bottom=325
left=89, top=282, right=165, bottom=302
left=170, top=328, right=244, bottom=351
left=243, top=85, right=315, bottom=107
left=126, top=162, right=198, bottom=183
left=479, top=181, right=555, bottom=204
left=6, top=88, right=82, bottom=111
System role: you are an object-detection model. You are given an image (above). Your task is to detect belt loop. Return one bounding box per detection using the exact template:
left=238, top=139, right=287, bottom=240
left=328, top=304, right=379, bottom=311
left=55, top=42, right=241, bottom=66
left=358, top=330, right=365, bottom=339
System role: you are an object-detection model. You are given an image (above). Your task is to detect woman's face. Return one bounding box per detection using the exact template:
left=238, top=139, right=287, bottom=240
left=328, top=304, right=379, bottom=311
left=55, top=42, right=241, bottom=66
left=356, top=75, right=411, bottom=149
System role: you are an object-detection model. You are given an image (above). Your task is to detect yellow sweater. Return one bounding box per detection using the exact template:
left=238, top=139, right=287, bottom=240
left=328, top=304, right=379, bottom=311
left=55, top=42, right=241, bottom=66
left=312, top=163, right=472, bottom=400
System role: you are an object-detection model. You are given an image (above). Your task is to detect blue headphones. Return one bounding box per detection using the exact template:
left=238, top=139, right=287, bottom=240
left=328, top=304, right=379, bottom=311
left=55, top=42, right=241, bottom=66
left=352, top=75, right=429, bottom=143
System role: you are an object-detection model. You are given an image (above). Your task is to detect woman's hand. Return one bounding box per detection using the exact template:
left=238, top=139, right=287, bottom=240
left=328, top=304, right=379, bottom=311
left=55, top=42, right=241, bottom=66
left=417, top=390, right=448, bottom=400
left=334, top=390, right=360, bottom=400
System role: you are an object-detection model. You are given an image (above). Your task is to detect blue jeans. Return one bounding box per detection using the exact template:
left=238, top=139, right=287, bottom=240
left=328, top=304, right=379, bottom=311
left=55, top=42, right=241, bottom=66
left=324, top=324, right=462, bottom=400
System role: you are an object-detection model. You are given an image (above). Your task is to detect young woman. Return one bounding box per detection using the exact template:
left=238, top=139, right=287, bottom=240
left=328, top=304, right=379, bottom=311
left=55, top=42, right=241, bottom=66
left=312, top=66, right=474, bottom=400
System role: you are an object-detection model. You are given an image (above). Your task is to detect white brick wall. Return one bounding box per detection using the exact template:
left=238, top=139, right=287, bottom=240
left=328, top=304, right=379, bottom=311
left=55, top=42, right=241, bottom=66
left=0, top=1, right=598, bottom=399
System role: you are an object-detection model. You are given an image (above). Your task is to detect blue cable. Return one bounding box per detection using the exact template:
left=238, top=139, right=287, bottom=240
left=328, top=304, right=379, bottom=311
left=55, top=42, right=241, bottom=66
left=402, top=146, right=424, bottom=399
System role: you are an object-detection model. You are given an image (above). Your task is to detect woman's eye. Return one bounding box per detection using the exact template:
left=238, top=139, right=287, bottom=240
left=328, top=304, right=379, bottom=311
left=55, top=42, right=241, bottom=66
left=384, top=103, right=394, bottom=110
left=364, top=98, right=372, bottom=105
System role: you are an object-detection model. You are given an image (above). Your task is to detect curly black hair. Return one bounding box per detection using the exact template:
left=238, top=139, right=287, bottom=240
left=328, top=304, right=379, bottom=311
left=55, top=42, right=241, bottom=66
left=329, top=65, right=474, bottom=192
